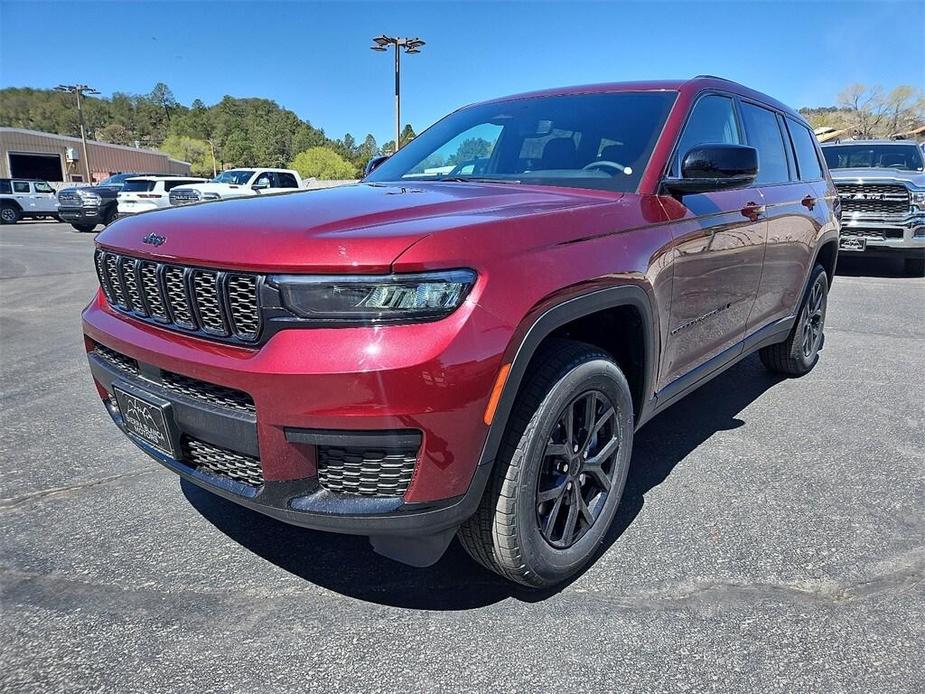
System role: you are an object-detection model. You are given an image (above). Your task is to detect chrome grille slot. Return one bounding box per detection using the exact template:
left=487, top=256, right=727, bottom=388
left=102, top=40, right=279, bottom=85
left=92, top=250, right=262, bottom=344
left=104, top=253, right=126, bottom=307
left=120, top=258, right=144, bottom=314
left=192, top=271, right=226, bottom=334
left=227, top=274, right=261, bottom=339
left=836, top=183, right=910, bottom=215
left=139, top=262, right=168, bottom=321
left=164, top=266, right=195, bottom=329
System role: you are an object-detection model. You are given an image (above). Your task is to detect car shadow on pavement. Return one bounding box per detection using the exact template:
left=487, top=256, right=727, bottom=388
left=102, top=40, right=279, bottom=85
left=835, top=255, right=922, bottom=278
left=184, top=354, right=784, bottom=609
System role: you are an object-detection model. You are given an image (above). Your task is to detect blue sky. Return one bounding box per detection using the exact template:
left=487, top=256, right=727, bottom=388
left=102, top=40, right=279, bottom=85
left=1, top=1, right=922, bottom=145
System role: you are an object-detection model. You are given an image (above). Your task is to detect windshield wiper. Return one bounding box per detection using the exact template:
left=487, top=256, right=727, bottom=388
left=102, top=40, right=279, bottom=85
left=438, top=176, right=522, bottom=184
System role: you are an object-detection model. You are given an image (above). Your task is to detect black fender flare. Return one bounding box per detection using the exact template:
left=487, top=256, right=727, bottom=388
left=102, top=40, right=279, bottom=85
left=476, top=284, right=657, bottom=468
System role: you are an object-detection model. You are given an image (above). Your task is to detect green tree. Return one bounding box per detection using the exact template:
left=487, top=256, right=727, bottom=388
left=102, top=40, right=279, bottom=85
left=159, top=134, right=216, bottom=176
left=290, top=147, right=357, bottom=180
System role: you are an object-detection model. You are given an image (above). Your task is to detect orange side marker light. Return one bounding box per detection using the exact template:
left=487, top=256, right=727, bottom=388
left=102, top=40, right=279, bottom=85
left=483, top=363, right=512, bottom=425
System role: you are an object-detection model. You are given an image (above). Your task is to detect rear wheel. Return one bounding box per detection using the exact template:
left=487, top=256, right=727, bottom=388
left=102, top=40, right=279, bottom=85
left=458, top=339, right=634, bottom=588
left=759, top=264, right=828, bottom=376
left=904, top=256, right=925, bottom=276
left=71, top=223, right=97, bottom=233
left=1, top=204, right=21, bottom=224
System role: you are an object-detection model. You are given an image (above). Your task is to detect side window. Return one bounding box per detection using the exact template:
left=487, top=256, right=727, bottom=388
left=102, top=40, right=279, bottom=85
left=276, top=172, right=299, bottom=188
left=740, top=103, right=790, bottom=185
left=33, top=181, right=54, bottom=193
left=253, top=173, right=272, bottom=187
left=674, top=95, right=740, bottom=173
left=0, top=180, right=10, bottom=194
left=13, top=181, right=30, bottom=193
left=786, top=118, right=823, bottom=181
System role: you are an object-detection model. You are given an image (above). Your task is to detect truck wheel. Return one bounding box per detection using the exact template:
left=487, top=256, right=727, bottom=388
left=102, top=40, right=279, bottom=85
left=71, top=223, right=97, bottom=233
left=759, top=264, right=828, bottom=376
left=904, top=256, right=925, bottom=276
left=458, top=338, right=634, bottom=588
left=103, top=206, right=118, bottom=227
left=1, top=204, right=21, bottom=224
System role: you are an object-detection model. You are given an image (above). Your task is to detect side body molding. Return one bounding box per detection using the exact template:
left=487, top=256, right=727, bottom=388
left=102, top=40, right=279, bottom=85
left=476, top=284, right=658, bottom=469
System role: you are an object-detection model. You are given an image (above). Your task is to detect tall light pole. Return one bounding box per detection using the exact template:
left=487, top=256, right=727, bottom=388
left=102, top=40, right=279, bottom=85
left=55, top=83, right=100, bottom=183
left=370, top=35, right=425, bottom=152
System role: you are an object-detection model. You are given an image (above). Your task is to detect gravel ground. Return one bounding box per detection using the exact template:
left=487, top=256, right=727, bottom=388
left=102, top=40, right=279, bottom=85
left=1, top=221, right=923, bottom=693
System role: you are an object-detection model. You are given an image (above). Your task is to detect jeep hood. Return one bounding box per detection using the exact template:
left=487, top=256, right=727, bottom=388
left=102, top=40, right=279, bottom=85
left=96, top=182, right=617, bottom=273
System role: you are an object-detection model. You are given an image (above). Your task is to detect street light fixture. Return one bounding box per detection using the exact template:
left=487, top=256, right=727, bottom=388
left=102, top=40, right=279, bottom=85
left=55, top=83, right=100, bottom=183
left=369, top=35, right=426, bottom=152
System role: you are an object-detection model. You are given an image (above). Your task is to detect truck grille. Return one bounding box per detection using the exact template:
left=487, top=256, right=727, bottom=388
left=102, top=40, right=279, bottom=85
left=317, top=445, right=418, bottom=497
left=836, top=183, right=909, bottom=215
left=57, top=189, right=83, bottom=206
left=182, top=436, right=264, bottom=487
left=169, top=189, right=200, bottom=205
left=94, top=249, right=263, bottom=343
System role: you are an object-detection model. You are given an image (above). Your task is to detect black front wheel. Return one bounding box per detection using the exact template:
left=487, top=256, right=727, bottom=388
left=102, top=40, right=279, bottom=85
left=458, top=339, right=634, bottom=588
left=71, top=223, right=97, bottom=233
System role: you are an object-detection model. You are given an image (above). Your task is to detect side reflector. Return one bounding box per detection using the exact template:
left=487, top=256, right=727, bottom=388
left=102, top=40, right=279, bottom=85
left=483, top=363, right=511, bottom=425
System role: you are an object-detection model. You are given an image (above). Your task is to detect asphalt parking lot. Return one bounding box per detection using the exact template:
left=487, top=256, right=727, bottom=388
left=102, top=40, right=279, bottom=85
left=1, top=220, right=923, bottom=693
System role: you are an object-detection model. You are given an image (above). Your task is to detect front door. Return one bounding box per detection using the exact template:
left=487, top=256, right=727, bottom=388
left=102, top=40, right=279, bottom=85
left=659, top=94, right=768, bottom=388
left=30, top=181, right=59, bottom=213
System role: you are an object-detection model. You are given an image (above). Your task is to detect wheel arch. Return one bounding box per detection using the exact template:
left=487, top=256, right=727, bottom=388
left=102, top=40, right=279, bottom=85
left=1, top=198, right=23, bottom=212
left=477, top=284, right=657, bottom=468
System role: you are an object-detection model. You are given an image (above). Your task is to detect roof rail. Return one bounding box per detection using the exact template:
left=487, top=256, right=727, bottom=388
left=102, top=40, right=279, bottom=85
left=693, top=74, right=737, bottom=83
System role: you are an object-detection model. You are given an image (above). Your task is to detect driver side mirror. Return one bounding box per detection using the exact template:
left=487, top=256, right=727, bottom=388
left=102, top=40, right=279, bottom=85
left=663, top=144, right=758, bottom=195
left=251, top=181, right=270, bottom=190
left=364, top=155, right=390, bottom=177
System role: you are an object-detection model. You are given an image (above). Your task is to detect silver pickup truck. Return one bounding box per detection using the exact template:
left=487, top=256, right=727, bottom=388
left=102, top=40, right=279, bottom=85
left=821, top=140, right=925, bottom=274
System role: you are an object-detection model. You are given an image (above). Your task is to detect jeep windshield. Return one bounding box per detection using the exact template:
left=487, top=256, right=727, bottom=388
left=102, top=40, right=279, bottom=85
left=212, top=171, right=255, bottom=185
left=822, top=144, right=924, bottom=172
left=366, top=91, right=677, bottom=192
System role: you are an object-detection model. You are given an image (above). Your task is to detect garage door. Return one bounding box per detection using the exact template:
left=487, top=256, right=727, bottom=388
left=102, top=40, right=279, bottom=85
left=9, top=153, right=63, bottom=182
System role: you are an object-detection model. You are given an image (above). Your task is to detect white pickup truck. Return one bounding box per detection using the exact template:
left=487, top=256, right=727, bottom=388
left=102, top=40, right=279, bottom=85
left=168, top=168, right=303, bottom=206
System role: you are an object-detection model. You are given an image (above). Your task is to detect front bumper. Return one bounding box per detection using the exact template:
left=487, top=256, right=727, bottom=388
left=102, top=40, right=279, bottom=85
left=58, top=205, right=105, bottom=225
left=82, top=290, right=509, bottom=540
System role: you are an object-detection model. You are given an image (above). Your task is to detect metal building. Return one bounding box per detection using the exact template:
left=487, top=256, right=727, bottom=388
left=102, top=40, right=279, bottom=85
left=0, top=128, right=190, bottom=183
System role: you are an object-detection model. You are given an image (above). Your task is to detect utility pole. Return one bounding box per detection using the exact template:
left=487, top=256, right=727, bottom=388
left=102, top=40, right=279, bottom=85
left=55, top=83, right=100, bottom=183
left=370, top=35, right=425, bottom=152
left=207, top=139, right=218, bottom=176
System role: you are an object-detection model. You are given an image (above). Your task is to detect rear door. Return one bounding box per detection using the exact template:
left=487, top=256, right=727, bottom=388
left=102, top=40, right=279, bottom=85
left=11, top=180, right=34, bottom=212
left=740, top=102, right=819, bottom=331
left=31, top=181, right=59, bottom=213
left=660, top=94, right=768, bottom=388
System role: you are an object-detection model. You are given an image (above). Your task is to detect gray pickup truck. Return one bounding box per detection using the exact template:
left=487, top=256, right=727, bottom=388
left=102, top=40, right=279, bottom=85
left=57, top=172, right=163, bottom=232
left=821, top=140, right=925, bottom=274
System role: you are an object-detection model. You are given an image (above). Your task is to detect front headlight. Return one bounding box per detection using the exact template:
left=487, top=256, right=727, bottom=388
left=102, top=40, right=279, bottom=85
left=80, top=190, right=101, bottom=203
left=201, top=192, right=220, bottom=200
left=271, top=269, right=477, bottom=323
left=911, top=191, right=925, bottom=204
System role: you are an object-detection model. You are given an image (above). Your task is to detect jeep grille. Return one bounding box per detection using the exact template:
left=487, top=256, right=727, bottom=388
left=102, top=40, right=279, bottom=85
left=94, top=249, right=263, bottom=343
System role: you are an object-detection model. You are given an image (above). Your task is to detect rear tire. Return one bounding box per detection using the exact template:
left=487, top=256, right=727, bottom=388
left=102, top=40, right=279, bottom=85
left=904, top=256, right=925, bottom=276
left=759, top=264, right=828, bottom=376
left=458, top=338, right=634, bottom=588
left=1, top=204, right=21, bottom=224
left=71, top=223, right=96, bottom=233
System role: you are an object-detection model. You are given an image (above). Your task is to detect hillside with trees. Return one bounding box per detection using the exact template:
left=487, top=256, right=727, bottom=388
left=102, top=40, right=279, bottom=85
left=0, top=82, right=418, bottom=178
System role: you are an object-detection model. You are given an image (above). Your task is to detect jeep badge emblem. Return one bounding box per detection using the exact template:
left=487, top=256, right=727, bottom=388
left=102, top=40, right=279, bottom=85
left=143, top=233, right=166, bottom=246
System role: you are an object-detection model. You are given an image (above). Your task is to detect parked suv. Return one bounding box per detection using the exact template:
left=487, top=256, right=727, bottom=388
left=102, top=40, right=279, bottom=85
left=117, top=176, right=209, bottom=217
left=58, top=173, right=170, bottom=232
left=168, top=168, right=303, bottom=206
left=82, top=77, right=839, bottom=587
left=821, top=140, right=925, bottom=274
left=0, top=178, right=59, bottom=224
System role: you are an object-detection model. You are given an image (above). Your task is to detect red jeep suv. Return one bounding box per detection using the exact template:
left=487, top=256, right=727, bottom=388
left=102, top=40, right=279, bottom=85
left=83, top=76, right=839, bottom=587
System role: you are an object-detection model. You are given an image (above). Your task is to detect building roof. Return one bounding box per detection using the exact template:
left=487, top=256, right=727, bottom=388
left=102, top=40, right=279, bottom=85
left=0, top=127, right=190, bottom=165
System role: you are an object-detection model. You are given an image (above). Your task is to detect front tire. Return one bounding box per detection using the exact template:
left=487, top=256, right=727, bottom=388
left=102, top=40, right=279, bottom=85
left=759, top=264, right=828, bottom=376
left=71, top=223, right=97, bottom=233
left=458, top=339, right=634, bottom=588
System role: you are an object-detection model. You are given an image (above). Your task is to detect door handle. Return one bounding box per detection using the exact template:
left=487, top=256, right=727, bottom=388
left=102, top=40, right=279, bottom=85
left=801, top=195, right=816, bottom=210
left=741, top=201, right=765, bottom=222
